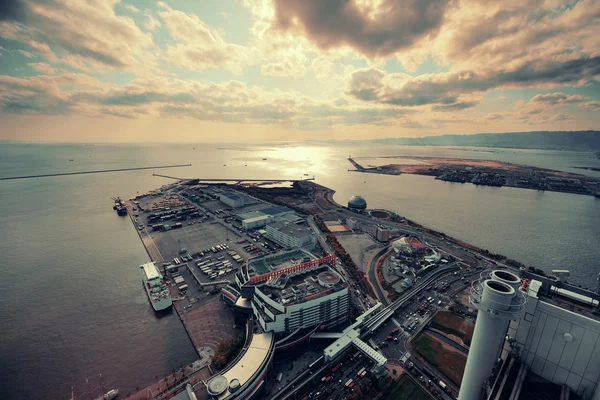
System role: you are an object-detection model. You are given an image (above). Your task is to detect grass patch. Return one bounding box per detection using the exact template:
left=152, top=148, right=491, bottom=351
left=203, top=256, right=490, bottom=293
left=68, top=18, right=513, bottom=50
left=430, top=311, right=474, bottom=346
left=380, top=374, right=432, bottom=400
left=413, top=334, right=467, bottom=387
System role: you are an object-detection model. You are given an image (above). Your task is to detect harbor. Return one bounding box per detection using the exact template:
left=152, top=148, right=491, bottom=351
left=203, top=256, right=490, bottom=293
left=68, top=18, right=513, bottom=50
left=115, top=175, right=600, bottom=400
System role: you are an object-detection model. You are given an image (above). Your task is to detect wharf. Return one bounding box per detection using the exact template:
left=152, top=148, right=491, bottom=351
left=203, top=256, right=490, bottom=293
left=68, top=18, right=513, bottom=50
left=124, top=197, right=239, bottom=399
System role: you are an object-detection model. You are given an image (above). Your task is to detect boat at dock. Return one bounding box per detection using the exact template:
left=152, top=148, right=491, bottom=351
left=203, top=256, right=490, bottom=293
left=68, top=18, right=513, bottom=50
left=112, top=197, right=127, bottom=216
left=140, top=262, right=172, bottom=311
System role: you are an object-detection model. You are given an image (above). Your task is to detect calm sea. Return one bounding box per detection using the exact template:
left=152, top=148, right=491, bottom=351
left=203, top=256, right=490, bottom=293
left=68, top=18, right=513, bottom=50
left=1, top=142, right=599, bottom=399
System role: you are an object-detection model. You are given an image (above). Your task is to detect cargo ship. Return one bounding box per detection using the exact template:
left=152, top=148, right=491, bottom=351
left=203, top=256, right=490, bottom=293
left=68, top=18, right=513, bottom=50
left=140, top=262, right=172, bottom=311
left=112, top=197, right=127, bottom=216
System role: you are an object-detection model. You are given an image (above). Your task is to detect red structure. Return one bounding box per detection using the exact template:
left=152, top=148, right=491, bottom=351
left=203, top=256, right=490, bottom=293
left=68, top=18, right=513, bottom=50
left=407, top=237, right=425, bottom=249
left=248, top=254, right=337, bottom=285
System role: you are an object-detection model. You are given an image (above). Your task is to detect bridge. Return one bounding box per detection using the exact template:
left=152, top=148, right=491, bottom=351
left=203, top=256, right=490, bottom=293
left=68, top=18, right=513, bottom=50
left=318, top=264, right=461, bottom=367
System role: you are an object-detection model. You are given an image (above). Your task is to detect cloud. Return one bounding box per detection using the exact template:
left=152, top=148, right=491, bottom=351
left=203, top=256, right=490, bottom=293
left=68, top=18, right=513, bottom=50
left=159, top=4, right=254, bottom=74
left=144, top=14, right=161, bottom=31
left=0, top=0, right=155, bottom=72
left=270, top=0, right=452, bottom=59
left=125, top=4, right=139, bottom=13
left=17, top=49, right=35, bottom=58
left=432, top=101, right=478, bottom=112
left=530, top=92, right=586, bottom=106
left=0, top=73, right=408, bottom=128
left=427, top=0, right=600, bottom=73
left=346, top=56, right=600, bottom=109
left=28, top=62, right=58, bottom=74
left=581, top=101, right=600, bottom=111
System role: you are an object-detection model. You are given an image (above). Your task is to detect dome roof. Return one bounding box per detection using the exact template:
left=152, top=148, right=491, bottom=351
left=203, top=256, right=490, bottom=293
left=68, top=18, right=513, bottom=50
left=348, top=195, right=367, bottom=210
left=207, top=376, right=228, bottom=396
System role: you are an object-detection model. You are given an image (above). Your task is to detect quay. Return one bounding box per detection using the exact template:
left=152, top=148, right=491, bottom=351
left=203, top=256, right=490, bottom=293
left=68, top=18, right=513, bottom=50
left=0, top=164, right=192, bottom=181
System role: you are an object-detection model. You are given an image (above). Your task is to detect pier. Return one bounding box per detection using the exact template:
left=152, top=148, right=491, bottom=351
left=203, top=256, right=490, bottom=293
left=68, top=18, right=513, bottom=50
left=0, top=164, right=192, bottom=181
left=152, top=173, right=315, bottom=182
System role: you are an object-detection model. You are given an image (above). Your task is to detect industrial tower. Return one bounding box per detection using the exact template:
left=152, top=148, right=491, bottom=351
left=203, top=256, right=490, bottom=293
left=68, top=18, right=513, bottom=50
left=458, top=270, right=526, bottom=400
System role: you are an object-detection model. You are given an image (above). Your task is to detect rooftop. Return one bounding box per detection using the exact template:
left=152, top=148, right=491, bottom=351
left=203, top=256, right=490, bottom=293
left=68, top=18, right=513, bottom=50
left=221, top=192, right=243, bottom=201
left=209, top=331, right=274, bottom=400
left=260, top=206, right=293, bottom=216
left=257, top=266, right=347, bottom=307
left=237, top=210, right=266, bottom=221
left=267, top=221, right=314, bottom=239
left=348, top=195, right=367, bottom=209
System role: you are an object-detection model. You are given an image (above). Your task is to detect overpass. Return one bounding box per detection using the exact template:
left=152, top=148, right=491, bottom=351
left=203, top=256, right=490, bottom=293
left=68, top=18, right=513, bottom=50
left=319, top=264, right=461, bottom=367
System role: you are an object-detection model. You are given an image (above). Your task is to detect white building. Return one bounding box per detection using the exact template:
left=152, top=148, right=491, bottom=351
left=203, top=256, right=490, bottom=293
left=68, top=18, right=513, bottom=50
left=205, top=331, right=274, bottom=400
left=242, top=215, right=273, bottom=230
left=265, top=221, right=317, bottom=249
left=251, top=267, right=350, bottom=334
left=347, top=218, right=360, bottom=230
left=220, top=192, right=245, bottom=208
left=502, top=278, right=600, bottom=398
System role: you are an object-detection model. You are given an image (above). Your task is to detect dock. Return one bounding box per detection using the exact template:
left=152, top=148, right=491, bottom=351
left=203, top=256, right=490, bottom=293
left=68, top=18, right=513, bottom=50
left=123, top=192, right=242, bottom=399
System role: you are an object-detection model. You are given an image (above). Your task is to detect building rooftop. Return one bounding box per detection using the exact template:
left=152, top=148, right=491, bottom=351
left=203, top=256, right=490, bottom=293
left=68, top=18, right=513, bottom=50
left=207, top=332, right=274, bottom=400
left=237, top=210, right=266, bottom=220
left=221, top=192, right=243, bottom=201
left=243, top=215, right=271, bottom=224
left=260, top=206, right=293, bottom=216
left=348, top=195, right=367, bottom=209
left=267, top=221, right=314, bottom=239
left=257, top=266, right=347, bottom=307
left=273, top=213, right=303, bottom=224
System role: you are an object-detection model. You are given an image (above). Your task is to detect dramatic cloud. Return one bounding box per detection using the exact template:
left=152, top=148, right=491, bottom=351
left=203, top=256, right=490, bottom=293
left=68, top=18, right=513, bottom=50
left=270, top=0, right=452, bottom=58
left=0, top=0, right=155, bottom=71
left=347, top=56, right=600, bottom=109
left=0, top=0, right=598, bottom=139
left=0, top=73, right=408, bottom=128
left=159, top=4, right=254, bottom=74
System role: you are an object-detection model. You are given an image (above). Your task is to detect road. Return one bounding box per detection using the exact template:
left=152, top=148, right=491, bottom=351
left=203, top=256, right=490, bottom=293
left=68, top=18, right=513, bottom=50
left=126, top=202, right=164, bottom=263
left=368, top=246, right=391, bottom=306
left=423, top=329, right=469, bottom=356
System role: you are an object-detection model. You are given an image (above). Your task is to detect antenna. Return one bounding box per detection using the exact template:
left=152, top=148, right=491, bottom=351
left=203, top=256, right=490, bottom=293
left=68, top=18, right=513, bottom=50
left=87, top=379, right=92, bottom=400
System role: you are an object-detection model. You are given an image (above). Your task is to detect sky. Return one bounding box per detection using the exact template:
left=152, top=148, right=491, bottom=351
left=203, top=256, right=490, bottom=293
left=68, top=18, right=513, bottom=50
left=0, top=0, right=599, bottom=142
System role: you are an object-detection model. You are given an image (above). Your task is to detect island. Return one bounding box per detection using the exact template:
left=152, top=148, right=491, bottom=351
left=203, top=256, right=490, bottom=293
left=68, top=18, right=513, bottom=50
left=348, top=156, right=600, bottom=197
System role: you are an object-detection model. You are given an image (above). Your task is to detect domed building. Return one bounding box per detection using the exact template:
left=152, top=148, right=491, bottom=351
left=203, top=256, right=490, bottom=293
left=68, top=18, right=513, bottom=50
left=347, top=195, right=367, bottom=211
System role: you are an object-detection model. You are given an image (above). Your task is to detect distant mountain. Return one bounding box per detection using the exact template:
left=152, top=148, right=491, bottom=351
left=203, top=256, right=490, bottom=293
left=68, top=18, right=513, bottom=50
left=318, top=131, right=600, bottom=151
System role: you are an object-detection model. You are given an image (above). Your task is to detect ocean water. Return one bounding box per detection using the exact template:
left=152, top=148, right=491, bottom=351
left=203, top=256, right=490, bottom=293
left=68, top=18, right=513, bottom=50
left=1, top=142, right=599, bottom=399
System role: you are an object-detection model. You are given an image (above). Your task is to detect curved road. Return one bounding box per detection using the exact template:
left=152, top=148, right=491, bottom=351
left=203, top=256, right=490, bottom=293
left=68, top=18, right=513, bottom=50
left=368, top=246, right=391, bottom=306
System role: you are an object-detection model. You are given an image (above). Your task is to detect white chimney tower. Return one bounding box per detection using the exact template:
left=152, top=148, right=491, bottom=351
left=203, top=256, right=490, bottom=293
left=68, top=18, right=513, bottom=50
left=458, top=270, right=525, bottom=400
